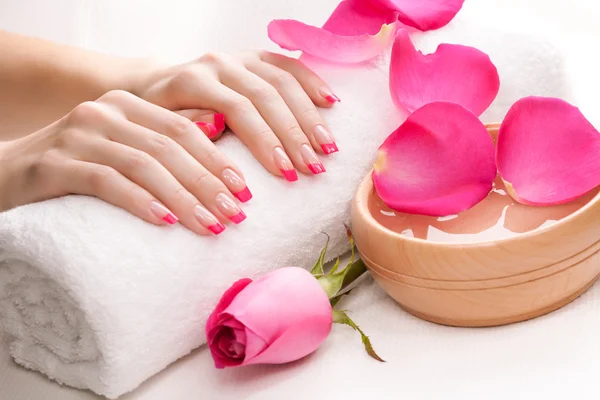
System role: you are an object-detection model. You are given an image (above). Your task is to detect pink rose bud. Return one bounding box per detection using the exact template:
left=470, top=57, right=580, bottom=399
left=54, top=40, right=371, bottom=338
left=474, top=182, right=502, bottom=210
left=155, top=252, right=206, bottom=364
left=205, top=267, right=333, bottom=368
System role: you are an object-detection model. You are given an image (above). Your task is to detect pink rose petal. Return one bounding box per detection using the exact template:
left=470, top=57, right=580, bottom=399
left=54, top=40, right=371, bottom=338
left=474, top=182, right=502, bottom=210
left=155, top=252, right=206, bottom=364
left=224, top=267, right=332, bottom=366
left=367, top=0, right=465, bottom=31
left=496, top=96, right=600, bottom=205
left=323, top=0, right=398, bottom=35
left=389, top=29, right=499, bottom=116
left=373, top=102, right=496, bottom=216
left=267, top=19, right=396, bottom=64
left=205, top=278, right=252, bottom=368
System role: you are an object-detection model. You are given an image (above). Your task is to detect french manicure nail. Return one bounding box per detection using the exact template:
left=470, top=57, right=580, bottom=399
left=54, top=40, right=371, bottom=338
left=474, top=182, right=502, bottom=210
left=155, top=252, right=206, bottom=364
left=313, top=125, right=338, bottom=155
left=273, top=147, right=298, bottom=182
left=319, top=87, right=340, bottom=103
left=195, top=121, right=218, bottom=139
left=216, top=193, right=246, bottom=224
left=194, top=204, right=226, bottom=235
left=150, top=201, right=178, bottom=225
left=214, top=113, right=226, bottom=133
left=300, top=144, right=326, bottom=174
left=222, top=168, right=252, bottom=203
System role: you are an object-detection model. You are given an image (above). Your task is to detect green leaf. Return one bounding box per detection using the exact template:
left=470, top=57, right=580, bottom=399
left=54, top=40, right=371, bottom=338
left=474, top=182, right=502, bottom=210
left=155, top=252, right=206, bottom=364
left=310, top=233, right=330, bottom=277
left=329, top=289, right=353, bottom=308
left=333, top=310, right=385, bottom=362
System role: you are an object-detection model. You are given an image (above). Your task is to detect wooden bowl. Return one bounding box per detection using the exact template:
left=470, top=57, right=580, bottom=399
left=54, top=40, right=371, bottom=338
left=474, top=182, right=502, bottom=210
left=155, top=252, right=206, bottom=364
left=351, top=124, right=600, bottom=327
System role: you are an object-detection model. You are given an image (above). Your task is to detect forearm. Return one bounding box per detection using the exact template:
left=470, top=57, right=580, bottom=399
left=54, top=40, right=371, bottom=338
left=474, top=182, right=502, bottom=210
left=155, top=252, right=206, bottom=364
left=0, top=30, right=150, bottom=139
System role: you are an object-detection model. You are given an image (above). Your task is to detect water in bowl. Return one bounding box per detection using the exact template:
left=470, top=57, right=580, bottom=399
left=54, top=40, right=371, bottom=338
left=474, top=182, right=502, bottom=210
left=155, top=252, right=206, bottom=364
left=369, top=176, right=598, bottom=244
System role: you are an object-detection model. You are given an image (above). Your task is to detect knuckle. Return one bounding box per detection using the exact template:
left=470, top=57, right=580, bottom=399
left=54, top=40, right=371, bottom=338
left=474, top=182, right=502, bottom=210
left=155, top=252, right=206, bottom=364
left=192, top=169, right=214, bottom=188
left=297, top=107, right=322, bottom=122
left=173, top=185, right=191, bottom=200
left=271, top=71, right=296, bottom=88
left=88, top=166, right=117, bottom=190
left=224, top=96, right=254, bottom=115
left=200, top=51, right=229, bottom=65
left=248, top=84, right=279, bottom=103
left=100, top=89, right=134, bottom=104
left=51, top=129, right=81, bottom=149
left=147, top=134, right=176, bottom=158
left=68, top=101, right=106, bottom=124
left=285, top=125, right=306, bottom=142
left=203, top=146, right=224, bottom=166
left=167, top=115, right=195, bottom=140
left=125, top=150, right=154, bottom=171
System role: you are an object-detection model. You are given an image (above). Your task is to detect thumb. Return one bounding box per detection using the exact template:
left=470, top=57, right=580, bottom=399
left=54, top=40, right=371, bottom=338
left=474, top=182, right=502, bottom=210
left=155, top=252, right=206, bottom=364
left=174, top=109, right=226, bottom=141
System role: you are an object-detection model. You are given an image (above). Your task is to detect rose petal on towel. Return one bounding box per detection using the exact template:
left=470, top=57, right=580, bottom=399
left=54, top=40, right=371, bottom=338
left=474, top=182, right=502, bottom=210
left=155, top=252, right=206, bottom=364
left=372, top=102, right=496, bottom=216
left=496, top=96, right=600, bottom=205
left=368, top=0, right=465, bottom=31
left=323, top=0, right=398, bottom=35
left=389, top=29, right=500, bottom=116
left=267, top=19, right=396, bottom=63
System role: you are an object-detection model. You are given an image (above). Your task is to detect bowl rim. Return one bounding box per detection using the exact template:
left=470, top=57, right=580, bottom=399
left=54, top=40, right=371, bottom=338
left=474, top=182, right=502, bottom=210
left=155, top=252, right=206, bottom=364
left=354, top=172, right=600, bottom=249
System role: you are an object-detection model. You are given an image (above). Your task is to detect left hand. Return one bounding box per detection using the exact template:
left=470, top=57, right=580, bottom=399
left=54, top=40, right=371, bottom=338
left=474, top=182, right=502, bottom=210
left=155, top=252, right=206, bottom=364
left=132, top=50, right=340, bottom=181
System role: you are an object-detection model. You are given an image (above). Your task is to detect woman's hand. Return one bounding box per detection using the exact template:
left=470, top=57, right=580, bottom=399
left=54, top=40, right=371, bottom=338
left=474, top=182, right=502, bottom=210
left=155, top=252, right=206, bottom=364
left=134, top=51, right=340, bottom=181
left=0, top=90, right=251, bottom=235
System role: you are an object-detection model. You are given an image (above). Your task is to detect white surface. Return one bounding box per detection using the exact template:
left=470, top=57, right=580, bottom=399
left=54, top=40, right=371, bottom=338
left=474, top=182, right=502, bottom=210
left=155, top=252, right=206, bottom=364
left=2, top=0, right=600, bottom=399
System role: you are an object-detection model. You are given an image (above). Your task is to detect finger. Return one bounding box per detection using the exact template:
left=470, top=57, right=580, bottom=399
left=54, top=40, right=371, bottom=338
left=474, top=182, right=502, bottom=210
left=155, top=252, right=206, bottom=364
left=246, top=61, right=338, bottom=156
left=98, top=90, right=252, bottom=203
left=59, top=159, right=196, bottom=229
left=175, top=109, right=227, bottom=140
left=259, top=51, right=340, bottom=107
left=220, top=66, right=325, bottom=175
left=76, top=135, right=235, bottom=235
left=176, top=78, right=299, bottom=181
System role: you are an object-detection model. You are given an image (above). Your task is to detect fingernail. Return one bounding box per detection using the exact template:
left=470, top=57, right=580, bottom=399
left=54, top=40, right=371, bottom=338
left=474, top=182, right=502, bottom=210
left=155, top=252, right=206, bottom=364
left=195, top=121, right=218, bottom=139
left=194, top=204, right=226, bottom=235
left=313, top=125, right=338, bottom=155
left=319, top=88, right=340, bottom=103
left=222, top=168, right=252, bottom=203
left=300, top=144, right=326, bottom=174
left=273, top=147, right=298, bottom=182
left=216, top=193, right=246, bottom=224
left=150, top=201, right=178, bottom=225
left=214, top=113, right=226, bottom=133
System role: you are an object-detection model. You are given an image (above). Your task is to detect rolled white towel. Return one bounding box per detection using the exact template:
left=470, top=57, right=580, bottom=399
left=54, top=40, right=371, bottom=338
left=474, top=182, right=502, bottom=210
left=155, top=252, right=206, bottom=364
left=0, top=21, right=570, bottom=399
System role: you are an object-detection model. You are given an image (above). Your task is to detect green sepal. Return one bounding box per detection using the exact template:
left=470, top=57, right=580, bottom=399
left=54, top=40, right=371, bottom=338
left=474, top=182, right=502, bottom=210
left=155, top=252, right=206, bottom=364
left=340, top=259, right=367, bottom=291
left=329, top=289, right=353, bottom=308
left=343, top=223, right=356, bottom=265
left=329, top=257, right=341, bottom=275
left=310, top=233, right=330, bottom=277
left=332, top=310, right=385, bottom=362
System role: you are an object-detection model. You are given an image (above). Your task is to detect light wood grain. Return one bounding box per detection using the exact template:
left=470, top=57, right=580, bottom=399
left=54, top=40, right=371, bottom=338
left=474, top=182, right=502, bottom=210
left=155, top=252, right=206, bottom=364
left=351, top=126, right=600, bottom=327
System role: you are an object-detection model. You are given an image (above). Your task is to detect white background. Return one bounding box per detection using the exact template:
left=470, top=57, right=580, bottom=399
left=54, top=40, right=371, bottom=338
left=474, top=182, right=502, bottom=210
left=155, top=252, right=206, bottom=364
left=3, top=0, right=600, bottom=399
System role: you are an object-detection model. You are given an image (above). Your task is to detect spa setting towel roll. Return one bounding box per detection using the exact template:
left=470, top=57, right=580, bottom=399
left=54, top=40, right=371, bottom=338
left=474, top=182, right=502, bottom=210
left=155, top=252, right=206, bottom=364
left=0, top=15, right=572, bottom=399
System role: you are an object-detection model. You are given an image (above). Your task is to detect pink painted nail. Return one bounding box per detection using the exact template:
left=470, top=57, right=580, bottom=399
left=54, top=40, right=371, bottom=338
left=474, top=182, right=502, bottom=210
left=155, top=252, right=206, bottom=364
left=150, top=201, right=178, bottom=225
left=214, top=113, right=226, bottom=133
left=194, top=205, right=226, bottom=235
left=221, top=168, right=252, bottom=203
left=300, top=144, right=326, bottom=175
left=216, top=193, right=246, bottom=224
left=319, top=87, right=340, bottom=103
left=273, top=147, right=298, bottom=182
left=195, top=121, right=218, bottom=139
left=313, top=125, right=338, bottom=155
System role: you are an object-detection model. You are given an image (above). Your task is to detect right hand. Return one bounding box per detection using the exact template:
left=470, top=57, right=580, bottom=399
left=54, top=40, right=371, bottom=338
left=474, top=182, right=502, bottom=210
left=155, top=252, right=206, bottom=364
left=0, top=90, right=250, bottom=236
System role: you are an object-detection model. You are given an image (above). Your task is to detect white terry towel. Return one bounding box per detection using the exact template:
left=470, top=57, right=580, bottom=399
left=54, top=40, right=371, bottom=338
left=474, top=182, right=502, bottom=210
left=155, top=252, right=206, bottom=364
left=0, top=19, right=571, bottom=399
